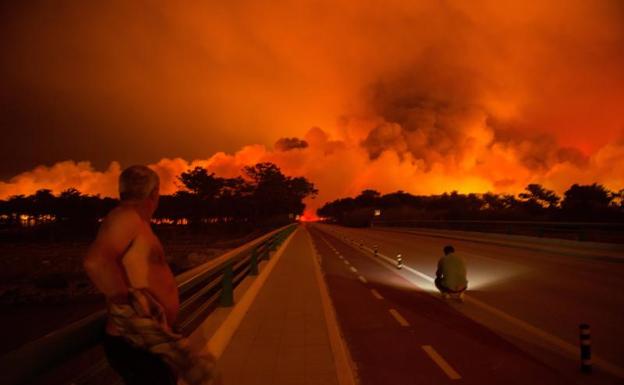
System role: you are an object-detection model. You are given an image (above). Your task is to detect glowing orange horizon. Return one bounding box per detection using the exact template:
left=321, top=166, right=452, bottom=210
left=0, top=2, right=623, bottom=208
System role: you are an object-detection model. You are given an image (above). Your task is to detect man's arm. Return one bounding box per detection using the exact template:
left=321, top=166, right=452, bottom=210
left=83, top=211, right=140, bottom=302
left=436, top=258, right=444, bottom=278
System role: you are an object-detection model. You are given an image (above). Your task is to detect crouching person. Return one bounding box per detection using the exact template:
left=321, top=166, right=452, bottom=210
left=435, top=245, right=468, bottom=300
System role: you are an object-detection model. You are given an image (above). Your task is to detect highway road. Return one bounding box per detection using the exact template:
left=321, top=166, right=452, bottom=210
left=307, top=223, right=624, bottom=385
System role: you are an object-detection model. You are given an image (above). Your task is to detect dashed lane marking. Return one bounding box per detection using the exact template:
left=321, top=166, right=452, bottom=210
left=358, top=275, right=368, bottom=284
left=388, top=308, right=410, bottom=327
left=349, top=266, right=358, bottom=273
left=422, top=345, right=462, bottom=380
left=370, top=289, right=383, bottom=299
left=325, top=229, right=624, bottom=380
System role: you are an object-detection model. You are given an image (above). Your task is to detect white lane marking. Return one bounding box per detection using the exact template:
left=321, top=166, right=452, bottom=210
left=388, top=308, right=410, bottom=327
left=422, top=345, right=461, bottom=380
left=335, top=250, right=340, bottom=255
left=370, top=289, right=384, bottom=299
left=358, top=275, right=368, bottom=284
left=344, top=260, right=350, bottom=265
left=349, top=266, right=358, bottom=273
left=330, top=230, right=624, bottom=379
left=338, top=255, right=344, bottom=260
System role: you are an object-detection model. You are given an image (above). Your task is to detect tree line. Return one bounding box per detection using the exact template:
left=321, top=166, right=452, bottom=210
left=0, top=162, right=317, bottom=231
left=317, top=184, right=624, bottom=227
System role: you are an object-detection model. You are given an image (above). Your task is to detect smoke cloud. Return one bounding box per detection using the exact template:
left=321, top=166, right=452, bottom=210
left=274, top=137, right=309, bottom=152
left=1, top=1, right=623, bottom=215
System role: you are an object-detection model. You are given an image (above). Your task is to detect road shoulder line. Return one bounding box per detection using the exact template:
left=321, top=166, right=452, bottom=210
left=305, top=228, right=359, bottom=385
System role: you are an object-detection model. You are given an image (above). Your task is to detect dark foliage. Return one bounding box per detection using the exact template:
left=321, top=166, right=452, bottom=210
left=0, top=162, right=317, bottom=233
left=318, top=184, right=624, bottom=226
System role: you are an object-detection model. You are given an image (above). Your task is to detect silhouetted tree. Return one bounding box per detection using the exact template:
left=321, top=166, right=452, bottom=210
left=318, top=183, right=624, bottom=226
left=355, top=189, right=380, bottom=207
left=243, top=162, right=317, bottom=220
left=519, top=184, right=560, bottom=208
left=561, top=183, right=616, bottom=221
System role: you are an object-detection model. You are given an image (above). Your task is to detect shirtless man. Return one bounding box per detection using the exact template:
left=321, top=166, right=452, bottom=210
left=84, top=165, right=179, bottom=385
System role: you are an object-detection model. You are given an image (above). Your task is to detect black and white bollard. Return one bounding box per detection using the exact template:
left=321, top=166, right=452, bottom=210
left=396, top=253, right=403, bottom=269
left=579, top=323, right=592, bottom=373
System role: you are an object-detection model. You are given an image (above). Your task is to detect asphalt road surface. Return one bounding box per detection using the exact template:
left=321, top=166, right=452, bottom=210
left=306, top=223, right=624, bottom=385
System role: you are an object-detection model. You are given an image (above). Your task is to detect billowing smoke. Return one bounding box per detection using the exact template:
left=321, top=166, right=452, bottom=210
left=1, top=1, right=624, bottom=216
left=1, top=126, right=623, bottom=219
left=274, top=137, right=309, bottom=152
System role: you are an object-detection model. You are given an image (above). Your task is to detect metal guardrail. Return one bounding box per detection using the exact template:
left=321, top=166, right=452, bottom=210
left=371, top=219, right=624, bottom=244
left=0, top=224, right=297, bottom=385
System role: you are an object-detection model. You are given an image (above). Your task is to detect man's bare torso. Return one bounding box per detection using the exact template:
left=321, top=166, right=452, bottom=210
left=104, top=206, right=179, bottom=334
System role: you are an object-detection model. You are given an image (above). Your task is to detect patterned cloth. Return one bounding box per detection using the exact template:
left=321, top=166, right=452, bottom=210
left=108, top=288, right=219, bottom=385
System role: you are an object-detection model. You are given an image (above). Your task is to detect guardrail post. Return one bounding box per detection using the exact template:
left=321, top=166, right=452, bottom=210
left=249, top=248, right=259, bottom=276
left=269, top=237, right=278, bottom=252
left=580, top=323, right=592, bottom=373
left=220, top=262, right=234, bottom=307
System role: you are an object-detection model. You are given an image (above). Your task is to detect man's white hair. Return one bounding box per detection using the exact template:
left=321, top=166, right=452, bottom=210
left=119, top=165, right=159, bottom=201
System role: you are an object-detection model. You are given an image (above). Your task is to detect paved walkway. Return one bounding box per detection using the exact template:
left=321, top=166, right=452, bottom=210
left=217, top=227, right=341, bottom=385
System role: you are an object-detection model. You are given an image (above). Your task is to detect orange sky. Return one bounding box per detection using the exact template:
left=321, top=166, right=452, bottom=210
left=1, top=1, right=623, bottom=211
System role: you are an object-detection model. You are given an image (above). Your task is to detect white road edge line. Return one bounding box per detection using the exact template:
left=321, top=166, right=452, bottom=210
left=333, top=229, right=624, bottom=380
left=370, top=289, right=383, bottom=299
left=306, top=229, right=359, bottom=385
left=388, top=308, right=410, bottom=327
left=422, top=345, right=462, bottom=380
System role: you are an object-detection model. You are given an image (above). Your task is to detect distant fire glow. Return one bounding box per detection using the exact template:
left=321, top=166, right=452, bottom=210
left=1, top=1, right=623, bottom=211
left=299, top=211, right=319, bottom=222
